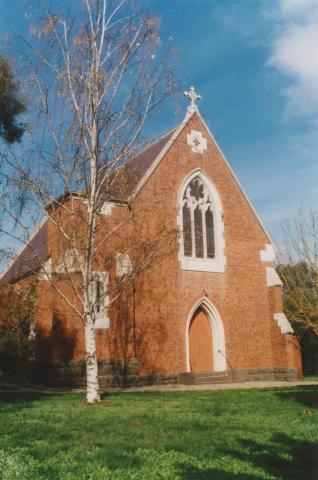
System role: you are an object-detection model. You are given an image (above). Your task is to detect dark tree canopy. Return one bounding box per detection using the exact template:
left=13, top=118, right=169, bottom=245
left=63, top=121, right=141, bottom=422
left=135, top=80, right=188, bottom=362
left=277, top=262, right=318, bottom=334
left=0, top=56, right=26, bottom=143
left=277, top=262, right=318, bottom=374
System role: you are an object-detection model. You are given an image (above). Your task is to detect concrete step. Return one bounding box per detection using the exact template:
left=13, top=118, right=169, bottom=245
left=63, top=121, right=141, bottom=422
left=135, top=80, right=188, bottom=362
left=191, top=376, right=232, bottom=385
left=191, top=371, right=226, bottom=378
left=178, top=370, right=237, bottom=385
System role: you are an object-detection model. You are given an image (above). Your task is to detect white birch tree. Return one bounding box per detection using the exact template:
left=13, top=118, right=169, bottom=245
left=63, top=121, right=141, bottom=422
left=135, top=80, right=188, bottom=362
left=0, top=0, right=176, bottom=402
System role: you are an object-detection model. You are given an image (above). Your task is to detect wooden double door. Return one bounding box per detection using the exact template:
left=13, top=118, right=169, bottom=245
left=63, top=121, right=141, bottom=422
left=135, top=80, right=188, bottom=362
left=189, top=307, right=213, bottom=372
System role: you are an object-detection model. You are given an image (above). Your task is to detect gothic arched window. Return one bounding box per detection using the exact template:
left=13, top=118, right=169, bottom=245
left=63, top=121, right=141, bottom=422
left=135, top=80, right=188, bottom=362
left=179, top=171, right=225, bottom=273
left=182, top=176, right=215, bottom=260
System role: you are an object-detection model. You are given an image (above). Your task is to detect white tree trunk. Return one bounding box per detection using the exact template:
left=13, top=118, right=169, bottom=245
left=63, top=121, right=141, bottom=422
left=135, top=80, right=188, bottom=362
left=84, top=317, right=100, bottom=403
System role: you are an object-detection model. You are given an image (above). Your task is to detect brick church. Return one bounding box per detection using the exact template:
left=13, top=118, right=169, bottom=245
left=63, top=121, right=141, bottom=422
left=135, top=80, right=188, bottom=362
left=0, top=88, right=302, bottom=386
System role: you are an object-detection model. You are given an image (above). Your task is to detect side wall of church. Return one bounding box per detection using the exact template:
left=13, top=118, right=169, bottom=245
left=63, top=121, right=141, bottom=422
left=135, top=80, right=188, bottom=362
left=268, top=286, right=303, bottom=378
left=34, top=197, right=137, bottom=376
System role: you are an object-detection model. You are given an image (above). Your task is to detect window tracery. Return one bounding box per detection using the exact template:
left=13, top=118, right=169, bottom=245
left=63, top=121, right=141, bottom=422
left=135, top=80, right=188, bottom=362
left=178, top=171, right=226, bottom=273
left=182, top=176, right=215, bottom=260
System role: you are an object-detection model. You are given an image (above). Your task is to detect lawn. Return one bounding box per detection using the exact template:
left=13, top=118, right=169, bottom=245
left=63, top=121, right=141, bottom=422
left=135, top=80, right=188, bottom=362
left=304, top=375, right=318, bottom=382
left=0, top=386, right=317, bottom=480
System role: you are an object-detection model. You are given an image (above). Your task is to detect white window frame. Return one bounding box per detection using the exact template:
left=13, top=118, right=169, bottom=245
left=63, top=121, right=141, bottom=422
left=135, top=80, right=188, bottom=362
left=55, top=248, right=84, bottom=273
left=116, top=252, right=133, bottom=277
left=177, top=169, right=226, bottom=273
left=90, top=271, right=109, bottom=329
left=100, top=202, right=116, bottom=215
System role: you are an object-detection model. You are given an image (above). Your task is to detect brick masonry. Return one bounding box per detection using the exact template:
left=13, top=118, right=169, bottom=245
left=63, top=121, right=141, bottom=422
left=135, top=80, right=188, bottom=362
left=10, top=112, right=303, bottom=385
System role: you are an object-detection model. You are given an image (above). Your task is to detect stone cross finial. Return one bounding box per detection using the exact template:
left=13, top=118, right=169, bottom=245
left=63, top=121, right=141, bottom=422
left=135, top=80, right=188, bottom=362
left=184, top=86, right=201, bottom=113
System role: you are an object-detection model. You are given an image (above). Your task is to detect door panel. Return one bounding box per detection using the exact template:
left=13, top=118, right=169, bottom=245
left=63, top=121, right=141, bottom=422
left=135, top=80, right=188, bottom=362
left=189, top=308, right=213, bottom=372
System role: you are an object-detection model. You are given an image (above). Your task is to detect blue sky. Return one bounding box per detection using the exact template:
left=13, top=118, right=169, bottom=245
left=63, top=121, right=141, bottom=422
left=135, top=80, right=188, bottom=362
left=1, top=0, right=318, bottom=245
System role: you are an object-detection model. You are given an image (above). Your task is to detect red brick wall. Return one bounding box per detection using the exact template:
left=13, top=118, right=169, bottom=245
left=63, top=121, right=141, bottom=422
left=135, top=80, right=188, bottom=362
left=33, top=112, right=301, bottom=377
left=127, top=114, right=300, bottom=375
left=290, top=336, right=303, bottom=379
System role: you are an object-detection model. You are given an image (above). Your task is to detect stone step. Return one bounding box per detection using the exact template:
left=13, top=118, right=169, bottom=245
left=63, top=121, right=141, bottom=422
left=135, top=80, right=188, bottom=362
left=178, top=370, right=237, bottom=385
left=191, top=371, right=229, bottom=379
left=191, top=376, right=231, bottom=385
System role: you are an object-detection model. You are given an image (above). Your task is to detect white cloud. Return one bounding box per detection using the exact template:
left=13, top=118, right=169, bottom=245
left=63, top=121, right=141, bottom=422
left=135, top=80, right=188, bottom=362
left=280, top=0, right=318, bottom=15
left=268, top=0, right=318, bottom=116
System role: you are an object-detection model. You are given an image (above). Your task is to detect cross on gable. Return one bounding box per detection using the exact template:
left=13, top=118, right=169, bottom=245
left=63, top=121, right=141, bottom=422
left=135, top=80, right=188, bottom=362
left=192, top=137, right=201, bottom=147
left=184, top=86, right=201, bottom=110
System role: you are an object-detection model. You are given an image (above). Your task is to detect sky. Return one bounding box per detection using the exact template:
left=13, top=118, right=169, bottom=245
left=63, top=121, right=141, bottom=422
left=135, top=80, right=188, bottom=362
left=1, top=0, right=318, bottom=245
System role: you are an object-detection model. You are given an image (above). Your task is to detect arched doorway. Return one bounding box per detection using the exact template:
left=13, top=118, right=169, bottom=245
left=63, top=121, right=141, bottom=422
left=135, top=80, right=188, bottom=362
left=189, top=308, right=213, bottom=372
left=185, top=298, right=226, bottom=373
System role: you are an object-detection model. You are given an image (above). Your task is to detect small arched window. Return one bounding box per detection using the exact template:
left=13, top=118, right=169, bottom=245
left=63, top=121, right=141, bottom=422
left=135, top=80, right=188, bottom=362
left=178, top=171, right=225, bottom=272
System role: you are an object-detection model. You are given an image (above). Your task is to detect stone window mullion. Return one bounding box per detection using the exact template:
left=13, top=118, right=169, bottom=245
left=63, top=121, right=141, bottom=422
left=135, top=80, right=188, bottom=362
left=182, top=202, right=192, bottom=257
left=206, top=207, right=215, bottom=258
left=190, top=204, right=196, bottom=258
left=202, top=205, right=207, bottom=258
left=194, top=206, right=204, bottom=258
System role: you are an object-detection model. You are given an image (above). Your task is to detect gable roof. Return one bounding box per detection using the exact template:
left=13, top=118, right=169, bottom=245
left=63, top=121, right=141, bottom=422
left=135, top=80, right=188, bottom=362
left=45, top=129, right=177, bottom=210
left=194, top=110, right=276, bottom=250
left=124, top=109, right=276, bottom=249
left=0, top=132, right=177, bottom=285
left=0, top=108, right=276, bottom=286
left=97, top=108, right=275, bottom=248
left=106, top=128, right=176, bottom=201
left=0, top=219, right=49, bottom=285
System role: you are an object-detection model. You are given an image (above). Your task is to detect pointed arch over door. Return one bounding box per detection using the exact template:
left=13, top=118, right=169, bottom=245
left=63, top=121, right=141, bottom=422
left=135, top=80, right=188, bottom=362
left=185, top=298, right=226, bottom=372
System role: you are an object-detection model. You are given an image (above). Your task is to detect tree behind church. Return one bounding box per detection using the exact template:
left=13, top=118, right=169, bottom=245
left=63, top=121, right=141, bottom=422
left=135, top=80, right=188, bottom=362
left=0, top=56, right=26, bottom=143
left=278, top=209, right=318, bottom=373
left=0, top=0, right=176, bottom=402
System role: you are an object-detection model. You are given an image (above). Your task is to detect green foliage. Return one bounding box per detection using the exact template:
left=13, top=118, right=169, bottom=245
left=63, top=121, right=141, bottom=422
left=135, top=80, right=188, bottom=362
left=0, top=281, right=36, bottom=377
left=0, top=450, right=39, bottom=480
left=0, top=388, right=317, bottom=479
left=297, top=329, right=318, bottom=375
left=0, top=56, right=26, bottom=143
left=277, top=263, right=318, bottom=374
left=0, top=331, right=33, bottom=377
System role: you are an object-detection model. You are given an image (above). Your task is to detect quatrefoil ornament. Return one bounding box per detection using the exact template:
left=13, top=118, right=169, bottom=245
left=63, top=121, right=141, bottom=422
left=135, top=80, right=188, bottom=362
left=187, top=130, right=207, bottom=154
left=189, top=179, right=204, bottom=201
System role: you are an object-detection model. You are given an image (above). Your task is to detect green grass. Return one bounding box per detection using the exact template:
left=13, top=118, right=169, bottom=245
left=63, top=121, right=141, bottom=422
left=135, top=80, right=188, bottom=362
left=304, top=375, right=318, bottom=382
left=0, top=387, right=317, bottom=479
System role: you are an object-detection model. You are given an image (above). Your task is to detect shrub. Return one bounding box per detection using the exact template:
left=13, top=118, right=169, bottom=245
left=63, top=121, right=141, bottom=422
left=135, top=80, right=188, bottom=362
left=0, top=280, right=36, bottom=378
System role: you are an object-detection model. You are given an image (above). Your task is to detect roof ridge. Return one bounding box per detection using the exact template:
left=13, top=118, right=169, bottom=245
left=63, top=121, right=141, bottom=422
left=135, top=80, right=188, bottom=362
left=127, top=112, right=194, bottom=199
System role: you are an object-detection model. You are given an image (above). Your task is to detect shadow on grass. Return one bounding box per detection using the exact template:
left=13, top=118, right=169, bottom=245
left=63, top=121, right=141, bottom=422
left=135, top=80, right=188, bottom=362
left=275, top=385, right=318, bottom=410
left=0, top=388, right=317, bottom=478
left=0, top=390, right=80, bottom=410
left=0, top=386, right=46, bottom=403
left=0, top=391, right=46, bottom=404
left=180, top=466, right=260, bottom=479
left=179, top=434, right=318, bottom=480
left=207, top=433, right=318, bottom=480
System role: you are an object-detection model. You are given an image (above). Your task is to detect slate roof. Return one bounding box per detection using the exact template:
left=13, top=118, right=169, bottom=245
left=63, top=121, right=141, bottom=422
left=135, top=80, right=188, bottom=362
left=0, top=219, right=49, bottom=285
left=0, top=130, right=175, bottom=285
left=0, top=110, right=277, bottom=285
left=106, top=129, right=176, bottom=201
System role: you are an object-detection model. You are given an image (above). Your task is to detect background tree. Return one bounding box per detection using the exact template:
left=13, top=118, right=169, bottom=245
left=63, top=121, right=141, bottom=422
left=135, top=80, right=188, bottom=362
left=278, top=209, right=318, bottom=374
left=0, top=280, right=36, bottom=377
left=0, top=56, right=26, bottom=143
left=0, top=0, right=176, bottom=402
